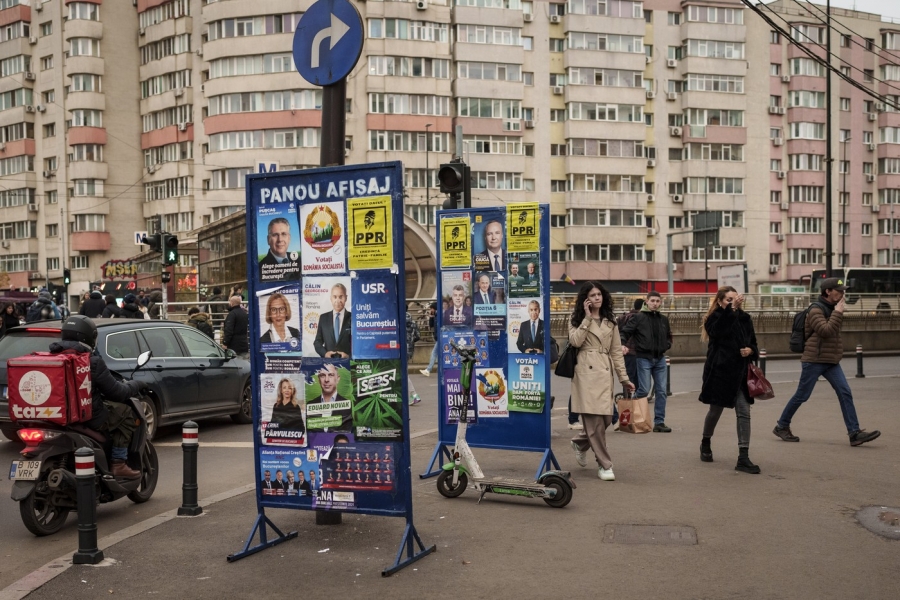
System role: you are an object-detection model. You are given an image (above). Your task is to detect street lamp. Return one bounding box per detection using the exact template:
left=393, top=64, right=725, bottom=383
left=841, top=136, right=849, bottom=271
left=425, top=123, right=433, bottom=232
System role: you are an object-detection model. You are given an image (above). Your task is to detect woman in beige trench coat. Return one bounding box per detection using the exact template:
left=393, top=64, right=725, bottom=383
left=568, top=282, right=634, bottom=481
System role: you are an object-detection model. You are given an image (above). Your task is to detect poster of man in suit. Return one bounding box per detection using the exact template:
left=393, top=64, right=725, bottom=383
left=440, top=271, right=473, bottom=328
left=473, top=216, right=505, bottom=272
left=302, top=276, right=352, bottom=357
left=305, top=362, right=354, bottom=433
left=257, top=203, right=301, bottom=282
left=508, top=252, right=540, bottom=298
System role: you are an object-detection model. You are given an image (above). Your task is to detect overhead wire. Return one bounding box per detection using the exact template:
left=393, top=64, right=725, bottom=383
left=793, top=0, right=900, bottom=69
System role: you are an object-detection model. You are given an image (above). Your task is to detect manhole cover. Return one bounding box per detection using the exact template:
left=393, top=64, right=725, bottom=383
left=602, top=524, right=697, bottom=546
left=856, top=506, right=900, bottom=540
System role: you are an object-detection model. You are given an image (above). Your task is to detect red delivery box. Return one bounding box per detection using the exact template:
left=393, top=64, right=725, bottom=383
left=7, top=351, right=93, bottom=424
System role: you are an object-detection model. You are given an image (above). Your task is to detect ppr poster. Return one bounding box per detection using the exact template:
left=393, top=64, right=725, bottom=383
left=440, top=215, right=472, bottom=268
left=507, top=354, right=546, bottom=413
left=347, top=195, right=393, bottom=270
left=300, top=201, right=347, bottom=274
left=351, top=359, right=403, bottom=440
left=475, top=368, right=508, bottom=418
left=506, top=202, right=540, bottom=253
left=351, top=275, right=401, bottom=359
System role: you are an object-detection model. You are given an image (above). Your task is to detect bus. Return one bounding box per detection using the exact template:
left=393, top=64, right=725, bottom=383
left=809, top=268, right=900, bottom=310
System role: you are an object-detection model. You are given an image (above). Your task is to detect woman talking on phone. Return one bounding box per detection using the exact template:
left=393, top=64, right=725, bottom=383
left=568, top=281, right=634, bottom=481
left=698, top=286, right=761, bottom=474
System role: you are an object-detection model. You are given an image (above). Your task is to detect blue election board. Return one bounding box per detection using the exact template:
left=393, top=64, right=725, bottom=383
left=293, top=0, right=364, bottom=86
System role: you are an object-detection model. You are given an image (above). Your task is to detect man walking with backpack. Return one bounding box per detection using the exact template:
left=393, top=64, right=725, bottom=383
left=773, top=278, right=880, bottom=447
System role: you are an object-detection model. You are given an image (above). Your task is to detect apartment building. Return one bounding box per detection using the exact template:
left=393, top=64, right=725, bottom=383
left=2, top=0, right=897, bottom=297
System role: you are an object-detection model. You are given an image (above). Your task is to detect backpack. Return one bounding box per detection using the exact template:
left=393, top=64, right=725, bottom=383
left=7, top=350, right=93, bottom=424
left=26, top=301, right=54, bottom=323
left=789, top=301, right=825, bottom=353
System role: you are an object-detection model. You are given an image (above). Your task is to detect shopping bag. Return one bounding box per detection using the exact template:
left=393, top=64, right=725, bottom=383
left=616, top=394, right=652, bottom=434
left=747, top=363, right=775, bottom=400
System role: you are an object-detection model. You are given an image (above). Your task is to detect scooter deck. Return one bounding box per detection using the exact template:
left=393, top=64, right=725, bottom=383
left=472, top=479, right=547, bottom=492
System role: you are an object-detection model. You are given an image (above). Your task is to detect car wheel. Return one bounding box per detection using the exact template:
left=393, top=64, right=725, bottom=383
left=141, top=397, right=159, bottom=440
left=231, top=383, right=252, bottom=424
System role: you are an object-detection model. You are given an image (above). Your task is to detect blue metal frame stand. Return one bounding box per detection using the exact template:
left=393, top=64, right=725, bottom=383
left=227, top=509, right=298, bottom=562
left=382, top=521, right=437, bottom=577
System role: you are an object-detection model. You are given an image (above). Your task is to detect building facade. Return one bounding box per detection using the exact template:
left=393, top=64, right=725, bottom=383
left=1, top=0, right=898, bottom=299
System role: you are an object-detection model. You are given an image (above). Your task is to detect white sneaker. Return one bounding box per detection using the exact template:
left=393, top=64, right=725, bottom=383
left=567, top=421, right=582, bottom=430
left=598, top=467, right=615, bottom=481
left=570, top=441, right=588, bottom=467
left=419, top=369, right=430, bottom=377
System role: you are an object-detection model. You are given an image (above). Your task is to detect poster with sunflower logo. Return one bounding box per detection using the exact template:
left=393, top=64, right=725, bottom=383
left=474, top=368, right=508, bottom=418
left=300, top=201, right=347, bottom=274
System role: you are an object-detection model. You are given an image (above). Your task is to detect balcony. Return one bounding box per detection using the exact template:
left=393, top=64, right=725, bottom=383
left=70, top=231, right=110, bottom=252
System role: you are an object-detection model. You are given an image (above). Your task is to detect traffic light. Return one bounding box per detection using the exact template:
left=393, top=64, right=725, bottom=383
left=438, top=159, right=471, bottom=210
left=63, top=268, right=71, bottom=286
left=142, top=233, right=161, bottom=253
left=161, top=234, right=179, bottom=266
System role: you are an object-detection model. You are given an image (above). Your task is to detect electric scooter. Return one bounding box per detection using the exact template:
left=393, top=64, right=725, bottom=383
left=436, top=341, right=575, bottom=508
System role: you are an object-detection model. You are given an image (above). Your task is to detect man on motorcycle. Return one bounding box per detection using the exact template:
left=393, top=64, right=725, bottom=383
left=50, top=316, right=147, bottom=479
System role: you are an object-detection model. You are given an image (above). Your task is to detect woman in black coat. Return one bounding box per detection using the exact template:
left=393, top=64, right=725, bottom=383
left=1, top=303, right=21, bottom=337
left=698, top=286, right=760, bottom=474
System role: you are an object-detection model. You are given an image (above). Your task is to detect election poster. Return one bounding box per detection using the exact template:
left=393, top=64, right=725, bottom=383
left=259, top=447, right=319, bottom=499
left=300, top=201, right=347, bottom=274
left=257, top=286, right=301, bottom=353
left=440, top=215, right=471, bottom=269
left=351, top=275, right=401, bottom=358
left=262, top=354, right=303, bottom=374
left=351, top=359, right=403, bottom=440
left=508, top=252, right=541, bottom=298
left=472, top=271, right=506, bottom=333
left=259, top=372, right=307, bottom=446
left=347, top=195, right=393, bottom=270
left=302, top=276, right=352, bottom=358
left=319, top=442, right=397, bottom=495
left=256, top=202, right=301, bottom=283
left=475, top=368, right=508, bottom=418
left=443, top=369, right=476, bottom=424
left=440, top=270, right=473, bottom=329
left=507, top=298, right=539, bottom=355
left=440, top=330, right=490, bottom=369
left=304, top=362, right=355, bottom=433
left=472, top=211, right=506, bottom=272
left=506, top=202, right=540, bottom=253
left=507, top=354, right=546, bottom=413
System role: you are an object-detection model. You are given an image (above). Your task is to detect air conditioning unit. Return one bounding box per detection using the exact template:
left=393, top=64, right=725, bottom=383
left=0, top=142, right=5, bottom=151
left=781, top=75, right=791, bottom=83
left=777, top=106, right=786, bottom=115
left=27, top=204, right=39, bottom=212
left=647, top=194, right=655, bottom=202
left=416, top=0, right=427, bottom=9
left=36, top=105, right=45, bottom=112
left=646, top=91, right=656, bottom=99
left=777, top=171, right=785, bottom=179
left=29, top=36, right=37, bottom=45
left=868, top=112, right=877, bottom=121
left=769, top=265, right=779, bottom=273
left=768, top=106, right=780, bottom=114
left=868, top=143, right=876, bottom=151
left=669, top=126, right=682, bottom=136
left=25, top=105, right=35, bottom=113
left=345, top=147, right=350, bottom=157
left=147, top=164, right=158, bottom=174
left=29, top=272, right=42, bottom=280
left=195, top=49, right=203, bottom=57
left=174, top=88, right=184, bottom=97
left=0, top=241, right=9, bottom=249
left=35, top=2, right=42, bottom=11
left=549, top=15, right=560, bottom=23
left=876, top=103, right=886, bottom=112
left=552, top=86, right=563, bottom=95
left=667, top=92, right=677, bottom=101
left=871, top=204, right=880, bottom=212
left=671, top=194, right=683, bottom=203
left=178, top=123, right=188, bottom=131
left=777, top=233, right=785, bottom=242
left=42, top=170, right=52, bottom=178
left=524, top=119, right=534, bottom=129
left=646, top=55, right=652, bottom=64
left=666, top=59, right=677, bottom=68
left=523, top=13, right=533, bottom=22
left=866, top=173, right=875, bottom=182
left=139, top=28, right=146, bottom=36
left=780, top=202, right=789, bottom=211
left=647, top=159, right=656, bottom=168
left=25, top=72, right=35, bottom=81
left=773, top=138, right=784, bottom=146
left=647, top=227, right=655, bottom=236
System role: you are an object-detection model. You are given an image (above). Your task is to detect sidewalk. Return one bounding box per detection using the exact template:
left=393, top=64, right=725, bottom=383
left=7, top=374, right=900, bottom=600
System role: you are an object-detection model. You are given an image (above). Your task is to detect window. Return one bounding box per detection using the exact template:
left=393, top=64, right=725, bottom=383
left=551, top=250, right=566, bottom=262
left=770, top=222, right=781, bottom=234
left=71, top=255, right=89, bottom=270
left=668, top=12, right=681, bottom=25
left=141, top=329, right=184, bottom=358
left=521, top=36, right=532, bottom=50
left=550, top=144, right=567, bottom=156
left=839, top=160, right=849, bottom=174
left=454, top=24, right=518, bottom=45
left=68, top=109, right=102, bottom=127
left=669, top=216, right=684, bottom=229
left=791, top=24, right=825, bottom=44
left=69, top=38, right=101, bottom=57
left=840, top=34, right=850, bottom=47
left=770, top=253, right=781, bottom=267
left=789, top=186, right=823, bottom=203
left=864, top=69, right=874, bottom=83
left=789, top=154, right=823, bottom=171
left=770, top=31, right=780, bottom=44
left=790, top=217, right=823, bottom=233
left=685, top=74, right=744, bottom=93
left=42, top=90, right=54, bottom=104
left=862, top=253, right=872, bottom=266
left=789, top=91, right=826, bottom=108
left=862, top=192, right=873, bottom=206
left=771, top=159, right=782, bottom=171
left=685, top=39, right=745, bottom=60
left=140, top=33, right=192, bottom=65
left=44, top=157, right=57, bottom=172
left=789, top=248, right=823, bottom=265
left=770, top=63, right=781, bottom=76
left=840, top=97, right=850, bottom=111
left=69, top=2, right=100, bottom=20
left=40, top=22, right=52, bottom=36
left=523, top=72, right=533, bottom=85
left=370, top=56, right=450, bottom=79
left=46, top=255, right=59, bottom=270
left=770, top=190, right=782, bottom=204
left=549, top=38, right=565, bottom=52
left=178, top=328, right=222, bottom=358
left=838, top=223, right=849, bottom=236
left=550, top=109, right=566, bottom=122
left=862, top=223, right=872, bottom=236
left=46, top=190, right=57, bottom=204
left=40, top=55, right=53, bottom=70
left=840, top=66, right=851, bottom=77
left=550, top=180, right=567, bottom=192
left=790, top=122, right=826, bottom=140
left=839, top=192, right=849, bottom=205
left=551, top=215, right=566, bottom=228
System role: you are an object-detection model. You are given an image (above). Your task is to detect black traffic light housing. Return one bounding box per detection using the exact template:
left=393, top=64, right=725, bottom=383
left=162, top=234, right=179, bottom=266
left=142, top=233, right=161, bottom=253
left=439, top=159, right=471, bottom=210
left=62, top=268, right=71, bottom=286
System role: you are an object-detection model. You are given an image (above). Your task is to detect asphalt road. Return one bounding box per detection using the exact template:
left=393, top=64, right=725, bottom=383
left=0, top=356, right=896, bottom=591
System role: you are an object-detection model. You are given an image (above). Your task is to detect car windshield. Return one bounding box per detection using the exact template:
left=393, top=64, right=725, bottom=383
left=0, top=330, right=61, bottom=366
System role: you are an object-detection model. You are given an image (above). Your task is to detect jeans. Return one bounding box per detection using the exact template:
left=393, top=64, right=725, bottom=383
left=777, top=362, right=860, bottom=435
left=426, top=343, right=438, bottom=372
left=636, top=356, right=668, bottom=425
left=623, top=353, right=638, bottom=390
left=703, top=389, right=752, bottom=448
left=567, top=395, right=579, bottom=424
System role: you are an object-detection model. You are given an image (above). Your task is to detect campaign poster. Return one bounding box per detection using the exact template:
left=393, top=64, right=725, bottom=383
left=508, top=252, right=541, bottom=298
left=440, top=330, right=490, bottom=369
left=302, top=276, right=352, bottom=358
left=318, top=442, right=397, bottom=497
left=351, top=359, right=403, bottom=440
left=351, top=275, right=400, bottom=358
left=506, top=202, right=540, bottom=253
left=263, top=354, right=303, bottom=374
left=472, top=271, right=506, bottom=332
left=257, top=286, right=301, bottom=353
left=440, top=215, right=471, bottom=269
left=440, top=270, right=473, bottom=329
left=472, top=211, right=506, bottom=272
left=304, top=362, right=355, bottom=433
left=300, top=201, right=347, bottom=274
left=475, top=368, right=508, bottom=418
left=347, top=195, right=393, bottom=270
left=256, top=202, right=301, bottom=283
left=259, top=372, right=307, bottom=446
left=443, top=369, right=476, bottom=424
left=259, top=447, right=320, bottom=499
left=507, top=354, right=546, bottom=413
left=507, top=297, right=545, bottom=355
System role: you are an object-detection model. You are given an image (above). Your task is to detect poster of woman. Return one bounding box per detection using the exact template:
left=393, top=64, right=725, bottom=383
left=260, top=373, right=307, bottom=446
left=258, top=286, right=301, bottom=352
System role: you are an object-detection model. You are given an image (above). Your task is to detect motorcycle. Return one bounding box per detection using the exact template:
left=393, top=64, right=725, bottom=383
left=9, top=350, right=159, bottom=536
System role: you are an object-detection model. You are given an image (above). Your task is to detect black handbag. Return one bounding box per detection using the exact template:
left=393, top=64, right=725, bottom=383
left=554, top=341, right=577, bottom=378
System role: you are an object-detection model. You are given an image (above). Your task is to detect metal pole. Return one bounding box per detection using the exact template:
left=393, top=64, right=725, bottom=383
left=161, top=268, right=168, bottom=320
left=855, top=344, right=865, bottom=378
left=178, top=421, right=202, bottom=516
left=825, top=0, right=834, bottom=276
left=759, top=349, right=767, bottom=376
left=425, top=123, right=432, bottom=232
left=665, top=356, right=672, bottom=396
left=667, top=233, right=674, bottom=296
left=841, top=138, right=848, bottom=267
left=72, top=447, right=103, bottom=565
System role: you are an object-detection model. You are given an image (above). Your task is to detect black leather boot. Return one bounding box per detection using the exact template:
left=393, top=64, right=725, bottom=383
left=700, top=437, right=713, bottom=462
left=735, top=448, right=760, bottom=474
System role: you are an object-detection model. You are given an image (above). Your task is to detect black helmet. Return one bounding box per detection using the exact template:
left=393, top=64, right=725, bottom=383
left=61, top=315, right=98, bottom=347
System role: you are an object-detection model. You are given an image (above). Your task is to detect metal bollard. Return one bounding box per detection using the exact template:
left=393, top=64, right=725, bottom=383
left=665, top=356, right=672, bottom=397
left=759, top=349, right=767, bottom=376
left=855, top=344, right=866, bottom=379
left=72, top=447, right=104, bottom=565
left=178, top=421, right=202, bottom=516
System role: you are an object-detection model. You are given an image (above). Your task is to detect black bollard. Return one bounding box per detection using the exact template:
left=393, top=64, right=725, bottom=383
left=855, top=344, right=866, bottom=378
left=178, top=421, right=202, bottom=516
left=72, top=447, right=104, bottom=565
left=759, top=349, right=767, bottom=376
left=665, top=356, right=672, bottom=396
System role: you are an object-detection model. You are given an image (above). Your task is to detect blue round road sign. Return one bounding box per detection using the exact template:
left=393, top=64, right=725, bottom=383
left=293, top=0, right=364, bottom=86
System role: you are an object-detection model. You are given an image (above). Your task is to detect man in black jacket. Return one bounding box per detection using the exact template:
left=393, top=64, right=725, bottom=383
left=621, top=291, right=673, bottom=432
left=79, top=289, right=106, bottom=318
left=51, top=316, right=147, bottom=478
left=101, top=294, right=122, bottom=318
left=222, top=296, right=249, bottom=358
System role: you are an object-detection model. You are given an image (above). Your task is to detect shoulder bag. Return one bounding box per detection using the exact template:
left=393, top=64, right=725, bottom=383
left=554, top=341, right=577, bottom=378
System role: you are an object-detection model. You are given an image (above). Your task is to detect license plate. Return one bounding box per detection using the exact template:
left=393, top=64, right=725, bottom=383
left=10, top=460, right=41, bottom=481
